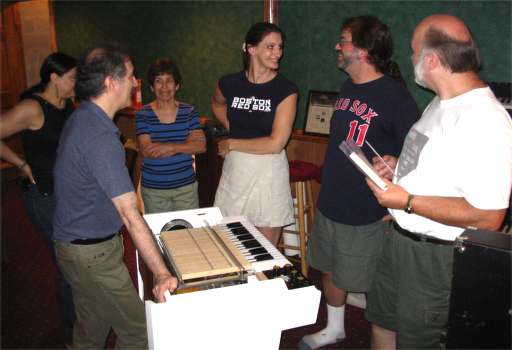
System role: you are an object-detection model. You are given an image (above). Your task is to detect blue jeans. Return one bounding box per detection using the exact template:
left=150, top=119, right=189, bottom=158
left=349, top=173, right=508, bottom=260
left=21, top=182, right=76, bottom=342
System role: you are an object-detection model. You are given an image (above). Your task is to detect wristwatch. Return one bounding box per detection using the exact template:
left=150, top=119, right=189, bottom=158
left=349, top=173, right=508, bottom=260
left=404, top=194, right=415, bottom=214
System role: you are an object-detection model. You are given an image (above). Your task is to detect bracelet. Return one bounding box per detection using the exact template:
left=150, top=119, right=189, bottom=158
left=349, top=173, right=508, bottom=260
left=18, top=161, right=28, bottom=169
left=404, top=194, right=415, bottom=214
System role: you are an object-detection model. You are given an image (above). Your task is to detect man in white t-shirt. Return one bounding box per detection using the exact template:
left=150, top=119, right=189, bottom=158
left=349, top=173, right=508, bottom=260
left=364, top=14, right=512, bottom=349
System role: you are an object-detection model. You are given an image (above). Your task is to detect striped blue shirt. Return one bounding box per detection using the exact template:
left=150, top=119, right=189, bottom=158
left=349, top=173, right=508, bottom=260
left=136, top=103, right=201, bottom=189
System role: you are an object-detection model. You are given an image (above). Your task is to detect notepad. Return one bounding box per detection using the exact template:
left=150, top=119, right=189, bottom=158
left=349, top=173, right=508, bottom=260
left=339, top=140, right=388, bottom=191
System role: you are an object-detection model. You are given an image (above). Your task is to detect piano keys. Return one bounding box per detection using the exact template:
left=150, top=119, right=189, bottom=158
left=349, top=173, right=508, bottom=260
left=217, top=216, right=291, bottom=272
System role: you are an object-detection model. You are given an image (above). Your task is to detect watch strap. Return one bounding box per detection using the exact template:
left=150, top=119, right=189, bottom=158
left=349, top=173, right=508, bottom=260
left=404, top=194, right=415, bottom=214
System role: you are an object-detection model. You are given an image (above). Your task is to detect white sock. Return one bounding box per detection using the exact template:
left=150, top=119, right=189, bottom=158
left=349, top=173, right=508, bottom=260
left=299, top=304, right=346, bottom=350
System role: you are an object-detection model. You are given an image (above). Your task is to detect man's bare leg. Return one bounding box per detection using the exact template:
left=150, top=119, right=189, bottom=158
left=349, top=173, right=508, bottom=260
left=257, top=226, right=282, bottom=246
left=371, top=324, right=396, bottom=350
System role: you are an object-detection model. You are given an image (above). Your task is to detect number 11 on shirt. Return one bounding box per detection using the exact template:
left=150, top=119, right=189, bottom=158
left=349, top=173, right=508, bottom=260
left=346, top=120, right=369, bottom=146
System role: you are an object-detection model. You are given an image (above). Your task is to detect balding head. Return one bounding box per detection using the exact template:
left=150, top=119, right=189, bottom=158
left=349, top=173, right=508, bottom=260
left=76, top=43, right=131, bottom=101
left=417, top=14, right=471, bottom=42
left=412, top=14, right=481, bottom=73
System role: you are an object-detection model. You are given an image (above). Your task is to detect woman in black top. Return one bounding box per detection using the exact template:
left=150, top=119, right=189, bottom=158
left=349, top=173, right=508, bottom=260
left=0, top=52, right=77, bottom=344
left=211, top=22, right=298, bottom=246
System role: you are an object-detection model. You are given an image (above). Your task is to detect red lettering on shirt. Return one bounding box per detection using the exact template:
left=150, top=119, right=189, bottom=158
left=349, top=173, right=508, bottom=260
left=360, top=108, right=378, bottom=123
left=349, top=100, right=360, bottom=113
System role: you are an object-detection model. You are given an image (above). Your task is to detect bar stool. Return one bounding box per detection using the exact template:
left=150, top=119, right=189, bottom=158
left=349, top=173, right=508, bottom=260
left=281, top=160, right=319, bottom=277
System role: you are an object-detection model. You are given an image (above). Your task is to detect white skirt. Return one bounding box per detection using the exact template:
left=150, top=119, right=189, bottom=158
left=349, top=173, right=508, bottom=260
left=214, top=150, right=294, bottom=228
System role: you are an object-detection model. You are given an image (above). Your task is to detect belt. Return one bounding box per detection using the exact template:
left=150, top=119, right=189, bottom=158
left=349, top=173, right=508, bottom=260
left=392, top=222, right=453, bottom=246
left=71, top=233, right=118, bottom=245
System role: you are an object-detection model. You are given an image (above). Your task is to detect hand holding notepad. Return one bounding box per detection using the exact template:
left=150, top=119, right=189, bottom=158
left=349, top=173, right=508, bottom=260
left=339, top=140, right=388, bottom=191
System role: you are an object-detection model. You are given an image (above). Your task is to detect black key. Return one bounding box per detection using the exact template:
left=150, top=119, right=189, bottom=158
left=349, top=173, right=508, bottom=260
left=231, top=228, right=249, bottom=235
left=226, top=222, right=243, bottom=228
left=254, top=253, right=273, bottom=261
left=249, top=247, right=268, bottom=255
left=242, top=239, right=261, bottom=249
left=235, top=234, right=254, bottom=241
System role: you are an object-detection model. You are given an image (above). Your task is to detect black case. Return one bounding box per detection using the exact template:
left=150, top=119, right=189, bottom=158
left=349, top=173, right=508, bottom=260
left=446, top=229, right=511, bottom=349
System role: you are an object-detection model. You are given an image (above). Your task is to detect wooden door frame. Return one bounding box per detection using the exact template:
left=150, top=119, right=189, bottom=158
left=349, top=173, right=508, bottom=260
left=264, top=0, right=278, bottom=24
left=1, top=2, right=27, bottom=107
left=48, top=0, right=58, bottom=51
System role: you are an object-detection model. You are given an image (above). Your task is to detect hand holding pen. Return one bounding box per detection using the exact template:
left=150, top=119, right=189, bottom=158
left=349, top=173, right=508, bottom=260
left=371, top=155, right=397, bottom=180
left=365, top=140, right=396, bottom=180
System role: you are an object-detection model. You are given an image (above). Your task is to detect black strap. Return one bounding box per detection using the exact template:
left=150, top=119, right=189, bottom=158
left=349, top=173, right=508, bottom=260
left=71, top=233, right=118, bottom=245
left=392, top=222, right=453, bottom=246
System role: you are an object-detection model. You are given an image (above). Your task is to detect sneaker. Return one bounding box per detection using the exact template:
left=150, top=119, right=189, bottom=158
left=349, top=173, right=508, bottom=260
left=297, top=330, right=345, bottom=350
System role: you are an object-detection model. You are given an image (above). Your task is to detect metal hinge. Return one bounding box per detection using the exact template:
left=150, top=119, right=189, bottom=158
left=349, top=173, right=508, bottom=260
left=454, top=235, right=468, bottom=253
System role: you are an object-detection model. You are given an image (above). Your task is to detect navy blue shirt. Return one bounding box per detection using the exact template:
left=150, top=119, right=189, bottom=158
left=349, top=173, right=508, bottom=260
left=53, top=101, right=134, bottom=241
left=219, top=71, right=298, bottom=138
left=317, top=75, right=419, bottom=225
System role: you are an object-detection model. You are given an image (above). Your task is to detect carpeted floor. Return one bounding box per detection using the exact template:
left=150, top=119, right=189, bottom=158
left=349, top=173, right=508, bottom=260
left=1, top=179, right=370, bottom=349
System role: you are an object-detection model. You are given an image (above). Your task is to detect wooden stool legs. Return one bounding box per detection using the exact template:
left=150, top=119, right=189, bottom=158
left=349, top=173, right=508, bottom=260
left=282, top=179, right=315, bottom=277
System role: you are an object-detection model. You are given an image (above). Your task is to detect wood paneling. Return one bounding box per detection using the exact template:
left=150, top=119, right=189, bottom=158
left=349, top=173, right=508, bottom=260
left=1, top=3, right=27, bottom=111
left=1, top=3, right=27, bottom=159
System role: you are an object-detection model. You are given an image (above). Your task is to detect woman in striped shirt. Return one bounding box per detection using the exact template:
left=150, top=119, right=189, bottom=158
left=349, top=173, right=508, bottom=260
left=136, top=58, right=206, bottom=213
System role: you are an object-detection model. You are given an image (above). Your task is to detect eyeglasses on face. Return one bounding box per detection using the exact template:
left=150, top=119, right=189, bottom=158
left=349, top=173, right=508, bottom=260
left=338, top=40, right=353, bottom=46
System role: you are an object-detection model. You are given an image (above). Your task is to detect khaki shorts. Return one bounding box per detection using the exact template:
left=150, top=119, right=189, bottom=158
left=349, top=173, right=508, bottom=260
left=142, top=181, right=199, bottom=214
left=365, top=224, right=453, bottom=348
left=307, top=210, right=387, bottom=292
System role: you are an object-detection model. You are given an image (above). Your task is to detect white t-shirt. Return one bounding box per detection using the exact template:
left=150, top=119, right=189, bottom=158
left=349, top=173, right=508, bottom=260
left=390, top=87, right=512, bottom=241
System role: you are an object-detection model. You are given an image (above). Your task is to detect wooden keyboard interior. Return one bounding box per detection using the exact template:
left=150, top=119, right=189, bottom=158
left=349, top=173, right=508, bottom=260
left=160, top=226, right=252, bottom=285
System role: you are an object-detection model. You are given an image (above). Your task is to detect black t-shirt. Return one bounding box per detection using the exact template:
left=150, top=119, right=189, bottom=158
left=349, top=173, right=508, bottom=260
left=219, top=71, right=298, bottom=138
left=21, top=94, right=74, bottom=194
left=317, top=75, right=419, bottom=225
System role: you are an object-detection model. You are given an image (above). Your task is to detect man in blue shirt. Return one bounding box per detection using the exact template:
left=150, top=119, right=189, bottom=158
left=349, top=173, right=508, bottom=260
left=53, top=44, right=177, bottom=349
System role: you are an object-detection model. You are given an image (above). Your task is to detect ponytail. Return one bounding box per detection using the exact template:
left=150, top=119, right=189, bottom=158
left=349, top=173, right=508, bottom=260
left=19, top=52, right=76, bottom=101
left=19, top=82, right=45, bottom=101
left=385, top=60, right=406, bottom=86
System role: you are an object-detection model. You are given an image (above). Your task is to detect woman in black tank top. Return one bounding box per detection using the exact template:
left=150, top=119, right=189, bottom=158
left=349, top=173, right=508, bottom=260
left=0, top=52, right=77, bottom=345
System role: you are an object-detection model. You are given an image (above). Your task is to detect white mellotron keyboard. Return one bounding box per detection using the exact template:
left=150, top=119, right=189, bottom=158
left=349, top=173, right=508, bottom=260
left=139, top=208, right=321, bottom=350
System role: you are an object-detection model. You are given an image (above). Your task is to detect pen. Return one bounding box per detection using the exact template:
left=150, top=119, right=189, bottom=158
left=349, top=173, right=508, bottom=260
left=364, top=140, right=394, bottom=175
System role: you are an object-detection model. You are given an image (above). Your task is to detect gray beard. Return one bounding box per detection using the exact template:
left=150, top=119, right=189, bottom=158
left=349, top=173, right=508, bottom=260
left=337, top=54, right=356, bottom=70
left=414, top=61, right=427, bottom=88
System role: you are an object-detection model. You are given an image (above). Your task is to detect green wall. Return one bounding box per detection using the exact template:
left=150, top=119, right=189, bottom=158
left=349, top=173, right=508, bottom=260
left=279, top=0, right=512, bottom=129
left=54, top=0, right=262, bottom=117
left=55, top=0, right=511, bottom=127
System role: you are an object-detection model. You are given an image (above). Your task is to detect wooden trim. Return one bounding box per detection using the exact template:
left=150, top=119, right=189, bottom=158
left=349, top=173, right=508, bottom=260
left=48, top=0, right=58, bottom=51
left=1, top=3, right=27, bottom=99
left=291, top=130, right=329, bottom=144
left=263, top=0, right=278, bottom=24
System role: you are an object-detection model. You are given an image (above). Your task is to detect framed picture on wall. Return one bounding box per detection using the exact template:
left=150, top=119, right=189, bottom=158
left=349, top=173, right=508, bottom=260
left=304, top=90, right=338, bottom=136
